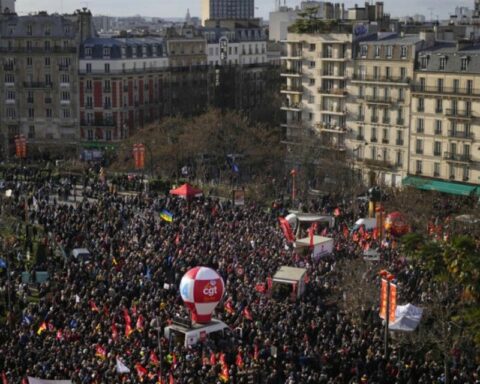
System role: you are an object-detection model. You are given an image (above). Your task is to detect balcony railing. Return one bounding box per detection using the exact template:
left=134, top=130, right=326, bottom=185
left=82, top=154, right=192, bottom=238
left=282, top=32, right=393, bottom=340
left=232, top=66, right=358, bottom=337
left=281, top=68, right=302, bottom=75
left=396, top=118, right=405, bottom=126
left=3, top=64, right=14, bottom=71
left=448, top=130, right=474, bottom=139
left=352, top=74, right=410, bottom=84
left=0, top=46, right=77, bottom=54
left=81, top=119, right=116, bottom=127
left=363, top=158, right=394, bottom=169
left=443, top=152, right=471, bottom=162
left=316, top=122, right=347, bottom=132
left=365, top=95, right=394, bottom=104
left=322, top=71, right=346, bottom=77
left=445, top=109, right=474, bottom=118
left=281, top=84, right=303, bottom=92
left=370, top=137, right=378, bottom=142
left=281, top=103, right=302, bottom=110
left=396, top=139, right=404, bottom=146
left=371, top=116, right=379, bottom=123
left=23, top=82, right=53, bottom=88
left=356, top=134, right=365, bottom=140
left=318, top=87, right=347, bottom=96
left=411, top=84, right=480, bottom=97
left=382, top=138, right=389, bottom=144
left=382, top=118, right=390, bottom=124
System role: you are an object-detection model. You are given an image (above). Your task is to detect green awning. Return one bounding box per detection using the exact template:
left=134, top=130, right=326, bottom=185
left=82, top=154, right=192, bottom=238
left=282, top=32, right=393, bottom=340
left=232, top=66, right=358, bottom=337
left=403, top=176, right=479, bottom=196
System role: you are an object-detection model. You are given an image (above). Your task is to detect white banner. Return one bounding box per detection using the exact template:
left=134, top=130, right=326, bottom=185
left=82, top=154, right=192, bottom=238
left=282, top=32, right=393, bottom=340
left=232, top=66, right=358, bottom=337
left=28, top=378, right=72, bottom=384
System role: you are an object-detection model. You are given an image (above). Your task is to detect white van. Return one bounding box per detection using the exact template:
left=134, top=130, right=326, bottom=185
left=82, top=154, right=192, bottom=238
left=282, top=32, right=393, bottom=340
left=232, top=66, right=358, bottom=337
left=70, top=248, right=91, bottom=261
left=164, top=319, right=231, bottom=347
left=352, top=218, right=377, bottom=232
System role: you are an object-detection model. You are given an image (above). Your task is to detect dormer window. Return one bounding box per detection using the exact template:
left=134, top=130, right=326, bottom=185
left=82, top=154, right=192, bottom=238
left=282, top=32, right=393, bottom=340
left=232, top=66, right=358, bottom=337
left=360, top=45, right=367, bottom=57
left=44, top=25, right=51, bottom=36
left=64, top=26, right=70, bottom=34
left=121, top=47, right=126, bottom=57
left=439, top=57, right=447, bottom=70
left=85, top=47, right=92, bottom=57
left=27, top=24, right=33, bottom=36
left=103, top=47, right=111, bottom=57
left=461, top=57, right=469, bottom=71
left=420, top=55, right=429, bottom=69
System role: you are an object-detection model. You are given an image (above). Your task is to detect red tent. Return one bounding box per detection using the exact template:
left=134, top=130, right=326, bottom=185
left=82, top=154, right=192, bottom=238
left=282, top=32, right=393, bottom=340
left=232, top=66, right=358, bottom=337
left=169, top=183, right=203, bottom=199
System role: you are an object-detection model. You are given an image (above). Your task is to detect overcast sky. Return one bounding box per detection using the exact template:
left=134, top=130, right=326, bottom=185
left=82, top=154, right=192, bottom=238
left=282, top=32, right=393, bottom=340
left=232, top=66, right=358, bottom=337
left=16, top=0, right=472, bottom=19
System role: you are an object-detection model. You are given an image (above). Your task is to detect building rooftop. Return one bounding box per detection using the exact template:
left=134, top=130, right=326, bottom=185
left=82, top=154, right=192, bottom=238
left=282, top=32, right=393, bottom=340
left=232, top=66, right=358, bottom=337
left=416, top=41, right=480, bottom=74
left=0, top=13, right=78, bottom=38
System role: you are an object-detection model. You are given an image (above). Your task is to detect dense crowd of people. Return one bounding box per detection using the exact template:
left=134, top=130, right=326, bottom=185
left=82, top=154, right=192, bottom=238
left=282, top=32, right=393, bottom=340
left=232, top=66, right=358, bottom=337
left=0, top=169, right=478, bottom=384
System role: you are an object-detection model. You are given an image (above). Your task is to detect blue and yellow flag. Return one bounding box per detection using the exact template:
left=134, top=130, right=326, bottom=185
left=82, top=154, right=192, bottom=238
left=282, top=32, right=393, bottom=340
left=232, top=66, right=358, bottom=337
left=160, top=209, right=173, bottom=223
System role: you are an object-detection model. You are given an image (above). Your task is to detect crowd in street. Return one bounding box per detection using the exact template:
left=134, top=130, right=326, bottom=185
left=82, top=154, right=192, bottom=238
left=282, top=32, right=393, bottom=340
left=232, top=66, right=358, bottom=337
left=0, top=171, right=479, bottom=384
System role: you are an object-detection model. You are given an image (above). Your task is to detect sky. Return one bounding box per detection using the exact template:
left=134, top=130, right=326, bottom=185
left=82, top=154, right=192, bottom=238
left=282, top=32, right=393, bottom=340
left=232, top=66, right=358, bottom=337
left=16, top=0, right=473, bottom=20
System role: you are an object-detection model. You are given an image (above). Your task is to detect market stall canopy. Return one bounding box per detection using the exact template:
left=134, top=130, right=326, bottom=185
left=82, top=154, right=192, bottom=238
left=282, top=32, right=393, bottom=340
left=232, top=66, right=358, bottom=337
left=389, top=303, right=423, bottom=332
left=169, top=183, right=203, bottom=199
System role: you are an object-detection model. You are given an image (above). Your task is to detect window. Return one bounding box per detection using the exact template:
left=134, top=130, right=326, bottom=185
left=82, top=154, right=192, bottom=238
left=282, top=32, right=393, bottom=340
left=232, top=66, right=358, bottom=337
left=417, top=98, right=424, bottom=112
left=435, top=120, right=442, bottom=135
left=396, top=151, right=403, bottom=166
left=434, top=141, right=441, bottom=156
left=371, top=127, right=377, bottom=141
left=420, top=56, right=429, bottom=69
left=309, top=78, right=315, bottom=86
left=400, top=67, right=406, bottom=79
left=44, top=25, right=51, bottom=36
left=104, top=63, right=110, bottom=73
left=434, top=163, right=440, bottom=177
left=374, top=46, right=381, bottom=57
left=439, top=57, right=447, bottom=70
left=461, top=57, right=469, bottom=71
left=86, top=63, right=92, bottom=73
left=27, top=24, right=32, bottom=35
left=6, top=90, right=15, bottom=101
left=453, top=79, right=460, bottom=92
left=4, top=74, right=14, bottom=83
left=28, top=125, right=35, bottom=139
left=416, top=139, right=423, bottom=154
left=385, top=67, right=391, bottom=79
left=62, top=109, right=70, bottom=118
left=87, top=129, right=93, bottom=141
left=370, top=146, right=377, bottom=160
left=416, top=160, right=422, bottom=174
left=46, top=108, right=52, bottom=118
left=28, top=108, right=34, bottom=119
left=44, top=40, right=51, bottom=51
left=27, top=57, right=33, bottom=66
left=360, top=45, right=367, bottom=57
left=466, top=80, right=473, bottom=94
left=435, top=98, right=443, bottom=113
left=309, top=61, right=315, bottom=68
left=61, top=91, right=70, bottom=101
left=86, top=96, right=93, bottom=108
left=60, top=74, right=69, bottom=84
left=386, top=45, right=393, bottom=58
left=400, top=46, right=407, bottom=58
left=462, top=166, right=469, bottom=181
left=417, top=118, right=424, bottom=133
left=309, top=43, right=315, bottom=51
left=85, top=47, right=92, bottom=57
left=437, top=78, right=443, bottom=92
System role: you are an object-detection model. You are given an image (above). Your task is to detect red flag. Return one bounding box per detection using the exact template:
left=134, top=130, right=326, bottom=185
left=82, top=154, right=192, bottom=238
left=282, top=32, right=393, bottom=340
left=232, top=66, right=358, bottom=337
left=379, top=279, right=387, bottom=319
left=219, top=363, right=229, bottom=382
left=150, top=350, right=160, bottom=366
left=267, top=277, right=273, bottom=291
left=255, top=283, right=266, bottom=293
left=253, top=344, right=259, bottom=361
left=210, top=352, right=216, bottom=366
left=334, top=207, right=341, bottom=217
left=103, top=304, right=110, bottom=317
left=112, top=323, right=119, bottom=340
left=1, top=372, right=8, bottom=384
left=342, top=225, right=349, bottom=239
left=202, top=353, right=209, bottom=366
left=389, top=283, right=397, bottom=323
left=135, top=363, right=147, bottom=381
left=278, top=217, right=295, bottom=243
left=352, top=232, right=359, bottom=242
left=169, top=372, right=175, bottom=384
left=95, top=344, right=107, bottom=360
left=242, top=307, right=253, bottom=321
left=125, top=323, right=134, bottom=338
left=123, top=308, right=132, bottom=325
left=89, top=299, right=99, bottom=312
left=175, top=233, right=181, bottom=245
left=235, top=353, right=244, bottom=369
left=136, top=314, right=145, bottom=331
left=22, top=379, right=28, bottom=384
left=358, top=225, right=365, bottom=237
left=219, top=352, right=226, bottom=366
left=373, top=227, right=379, bottom=240
left=224, top=301, right=235, bottom=314
left=56, top=329, right=63, bottom=341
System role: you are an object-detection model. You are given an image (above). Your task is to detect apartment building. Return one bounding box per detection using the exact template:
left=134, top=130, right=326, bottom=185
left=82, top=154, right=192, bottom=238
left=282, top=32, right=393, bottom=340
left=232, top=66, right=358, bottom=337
left=281, top=27, right=356, bottom=164
left=78, top=37, right=169, bottom=142
left=408, top=41, right=480, bottom=186
left=347, top=33, right=431, bottom=187
left=0, top=10, right=84, bottom=158
left=201, top=0, right=254, bottom=26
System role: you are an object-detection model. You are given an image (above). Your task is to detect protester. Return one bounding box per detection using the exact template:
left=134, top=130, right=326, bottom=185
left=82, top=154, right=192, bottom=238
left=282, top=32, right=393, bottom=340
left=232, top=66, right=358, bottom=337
left=0, top=169, right=478, bottom=384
